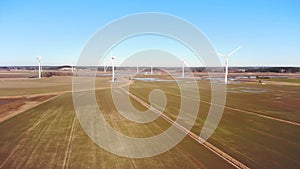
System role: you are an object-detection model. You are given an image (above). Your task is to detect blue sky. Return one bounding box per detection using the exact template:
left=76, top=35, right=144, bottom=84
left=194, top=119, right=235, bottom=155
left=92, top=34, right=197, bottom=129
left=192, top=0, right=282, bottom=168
left=0, top=0, right=299, bottom=66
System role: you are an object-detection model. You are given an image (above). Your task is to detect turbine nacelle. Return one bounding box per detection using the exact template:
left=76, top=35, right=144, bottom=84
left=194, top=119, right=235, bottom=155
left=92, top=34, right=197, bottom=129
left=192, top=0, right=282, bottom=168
left=37, top=56, right=42, bottom=62
left=111, top=53, right=116, bottom=60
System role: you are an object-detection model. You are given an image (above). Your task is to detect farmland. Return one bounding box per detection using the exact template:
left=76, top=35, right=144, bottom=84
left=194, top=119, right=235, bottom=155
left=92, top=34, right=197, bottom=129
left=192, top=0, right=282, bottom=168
left=0, top=74, right=299, bottom=168
left=128, top=80, right=300, bottom=168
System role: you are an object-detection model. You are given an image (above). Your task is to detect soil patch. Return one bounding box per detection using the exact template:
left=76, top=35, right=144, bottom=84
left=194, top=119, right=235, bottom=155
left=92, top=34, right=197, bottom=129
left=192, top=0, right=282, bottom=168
left=0, top=95, right=57, bottom=123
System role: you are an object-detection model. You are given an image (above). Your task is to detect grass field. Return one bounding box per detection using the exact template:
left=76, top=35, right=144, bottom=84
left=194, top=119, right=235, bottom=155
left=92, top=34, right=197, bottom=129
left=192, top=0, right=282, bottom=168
left=0, top=76, right=112, bottom=96
left=0, top=75, right=299, bottom=168
left=128, top=80, right=300, bottom=168
left=0, top=92, right=233, bottom=169
left=266, top=78, right=300, bottom=84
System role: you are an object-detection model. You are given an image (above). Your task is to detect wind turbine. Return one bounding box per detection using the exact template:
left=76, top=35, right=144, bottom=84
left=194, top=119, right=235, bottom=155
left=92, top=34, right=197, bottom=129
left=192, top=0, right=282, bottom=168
left=71, top=62, right=74, bottom=72
left=150, top=65, right=153, bottom=75
left=103, top=59, right=109, bottom=72
left=182, top=60, right=185, bottom=78
left=217, top=46, right=242, bottom=84
left=37, top=56, right=42, bottom=79
left=104, top=64, right=108, bottom=72
left=136, top=65, right=139, bottom=74
left=111, top=54, right=115, bottom=82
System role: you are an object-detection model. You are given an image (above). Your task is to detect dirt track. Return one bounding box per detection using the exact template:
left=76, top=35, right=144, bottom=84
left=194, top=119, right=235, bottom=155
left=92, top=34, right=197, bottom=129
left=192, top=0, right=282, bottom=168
left=122, top=88, right=250, bottom=169
left=166, top=92, right=300, bottom=127
left=0, top=95, right=58, bottom=123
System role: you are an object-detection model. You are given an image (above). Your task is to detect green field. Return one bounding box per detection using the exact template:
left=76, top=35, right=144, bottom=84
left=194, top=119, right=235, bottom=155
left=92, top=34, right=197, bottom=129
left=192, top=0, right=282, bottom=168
left=128, top=80, right=300, bottom=168
left=0, top=76, right=299, bottom=168
left=0, top=91, right=232, bottom=169
left=0, top=76, right=112, bottom=96
left=266, top=78, right=300, bottom=84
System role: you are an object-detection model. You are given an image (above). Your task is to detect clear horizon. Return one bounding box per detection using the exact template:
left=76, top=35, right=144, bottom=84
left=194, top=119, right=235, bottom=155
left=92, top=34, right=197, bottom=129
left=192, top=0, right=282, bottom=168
left=1, top=0, right=299, bottom=67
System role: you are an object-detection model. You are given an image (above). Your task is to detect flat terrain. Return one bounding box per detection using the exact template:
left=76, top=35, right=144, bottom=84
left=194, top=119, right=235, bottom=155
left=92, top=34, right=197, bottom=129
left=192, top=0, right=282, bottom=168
left=128, top=80, right=300, bottom=168
left=0, top=91, right=232, bottom=169
left=0, top=76, right=113, bottom=97
left=0, top=95, right=56, bottom=123
left=0, top=74, right=299, bottom=168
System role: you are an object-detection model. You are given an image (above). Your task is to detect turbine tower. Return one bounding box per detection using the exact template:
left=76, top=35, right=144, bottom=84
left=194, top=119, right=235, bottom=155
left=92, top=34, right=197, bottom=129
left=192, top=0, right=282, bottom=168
left=136, top=65, right=139, bottom=74
left=71, top=62, right=74, bottom=72
left=103, top=60, right=109, bottom=72
left=182, top=60, right=185, bottom=78
left=150, top=65, right=153, bottom=75
left=37, top=56, right=42, bottom=79
left=104, top=64, right=108, bottom=72
left=217, top=46, right=242, bottom=84
left=111, top=55, right=115, bottom=82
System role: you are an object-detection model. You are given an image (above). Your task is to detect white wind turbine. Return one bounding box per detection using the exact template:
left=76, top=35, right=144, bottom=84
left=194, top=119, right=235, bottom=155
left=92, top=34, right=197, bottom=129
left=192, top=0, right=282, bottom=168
left=71, top=62, right=74, bottom=72
left=182, top=60, right=185, bottom=78
left=150, top=65, right=153, bottom=75
left=103, top=59, right=109, bottom=72
left=217, top=46, right=242, bottom=84
left=111, top=54, right=115, bottom=82
left=37, top=56, right=42, bottom=79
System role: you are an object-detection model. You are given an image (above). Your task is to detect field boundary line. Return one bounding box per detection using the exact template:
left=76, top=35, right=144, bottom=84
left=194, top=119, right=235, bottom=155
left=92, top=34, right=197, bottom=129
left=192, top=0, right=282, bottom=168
left=0, top=94, right=60, bottom=123
left=167, top=92, right=300, bottom=127
left=121, top=88, right=249, bottom=169
left=0, top=79, right=130, bottom=99
left=0, top=81, right=130, bottom=123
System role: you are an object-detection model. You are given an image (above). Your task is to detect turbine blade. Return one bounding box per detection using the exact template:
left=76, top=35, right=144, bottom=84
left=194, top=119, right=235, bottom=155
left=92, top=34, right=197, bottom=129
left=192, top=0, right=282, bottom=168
left=216, top=52, right=225, bottom=57
left=227, top=46, right=242, bottom=57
